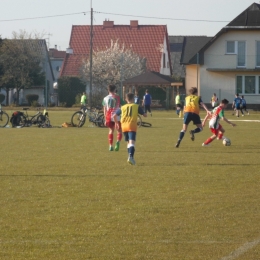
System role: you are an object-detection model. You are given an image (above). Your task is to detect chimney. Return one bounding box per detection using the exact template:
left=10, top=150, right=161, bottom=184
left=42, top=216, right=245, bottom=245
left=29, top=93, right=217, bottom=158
left=103, top=20, right=114, bottom=28
left=130, top=20, right=139, bottom=28
left=55, top=45, right=57, bottom=50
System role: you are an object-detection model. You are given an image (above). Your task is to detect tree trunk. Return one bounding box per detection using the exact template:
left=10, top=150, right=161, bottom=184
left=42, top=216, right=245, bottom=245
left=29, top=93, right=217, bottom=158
left=15, top=89, right=20, bottom=106
left=5, top=88, right=9, bottom=106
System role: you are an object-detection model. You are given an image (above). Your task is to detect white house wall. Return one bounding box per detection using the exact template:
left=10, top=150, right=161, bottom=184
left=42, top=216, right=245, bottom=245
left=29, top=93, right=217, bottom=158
left=200, top=30, right=260, bottom=104
left=160, top=35, right=171, bottom=76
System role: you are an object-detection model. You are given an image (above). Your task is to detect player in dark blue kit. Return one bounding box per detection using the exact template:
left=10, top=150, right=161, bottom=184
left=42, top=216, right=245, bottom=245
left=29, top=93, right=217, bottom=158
left=241, top=95, right=249, bottom=115
left=142, top=89, right=152, bottom=116
left=232, top=94, right=243, bottom=117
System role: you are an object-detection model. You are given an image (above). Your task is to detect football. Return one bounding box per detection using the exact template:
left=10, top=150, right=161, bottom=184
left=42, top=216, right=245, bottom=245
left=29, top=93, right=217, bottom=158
left=223, top=138, right=231, bottom=146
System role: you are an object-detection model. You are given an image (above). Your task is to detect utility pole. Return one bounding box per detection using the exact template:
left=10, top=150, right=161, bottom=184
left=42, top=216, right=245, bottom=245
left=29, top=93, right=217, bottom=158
left=89, top=0, right=93, bottom=107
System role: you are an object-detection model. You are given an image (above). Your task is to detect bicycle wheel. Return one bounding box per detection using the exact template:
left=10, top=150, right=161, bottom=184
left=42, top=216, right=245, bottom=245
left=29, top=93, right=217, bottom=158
left=18, top=115, right=26, bottom=127
left=137, top=114, right=142, bottom=128
left=96, top=114, right=105, bottom=127
left=0, top=111, right=9, bottom=127
left=141, top=121, right=152, bottom=127
left=71, top=111, right=86, bottom=127
left=36, top=114, right=46, bottom=126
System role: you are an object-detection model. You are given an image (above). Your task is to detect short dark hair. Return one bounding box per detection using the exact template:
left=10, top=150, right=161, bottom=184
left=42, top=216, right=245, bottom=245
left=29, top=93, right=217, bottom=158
left=145, top=89, right=149, bottom=93
left=236, top=93, right=239, bottom=96
left=126, top=93, right=134, bottom=101
left=107, top=84, right=116, bottom=93
left=221, top=99, right=229, bottom=105
left=189, top=87, right=198, bottom=95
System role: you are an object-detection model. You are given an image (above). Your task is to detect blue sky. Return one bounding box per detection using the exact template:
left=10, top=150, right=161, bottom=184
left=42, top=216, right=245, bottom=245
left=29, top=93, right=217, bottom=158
left=0, top=0, right=256, bottom=50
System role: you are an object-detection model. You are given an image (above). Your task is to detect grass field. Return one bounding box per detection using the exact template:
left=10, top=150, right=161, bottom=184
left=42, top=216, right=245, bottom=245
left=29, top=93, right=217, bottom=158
left=1, top=109, right=260, bottom=259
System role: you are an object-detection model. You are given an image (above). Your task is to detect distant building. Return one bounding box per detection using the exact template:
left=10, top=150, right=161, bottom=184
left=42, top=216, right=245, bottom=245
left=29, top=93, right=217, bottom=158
left=49, top=45, right=66, bottom=82
left=60, top=20, right=172, bottom=78
left=181, top=3, right=260, bottom=106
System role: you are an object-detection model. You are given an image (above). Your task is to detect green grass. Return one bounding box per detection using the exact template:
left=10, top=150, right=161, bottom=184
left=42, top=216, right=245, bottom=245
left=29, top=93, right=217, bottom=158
left=0, top=109, right=260, bottom=259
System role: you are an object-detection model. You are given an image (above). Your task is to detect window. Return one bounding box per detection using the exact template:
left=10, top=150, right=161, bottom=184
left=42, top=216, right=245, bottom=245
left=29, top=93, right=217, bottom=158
left=236, top=75, right=259, bottom=95
left=256, top=41, right=260, bottom=67
left=236, top=76, right=242, bottom=94
left=237, top=41, right=246, bottom=67
left=163, top=53, right=166, bottom=68
left=226, top=41, right=235, bottom=54
left=245, top=76, right=255, bottom=93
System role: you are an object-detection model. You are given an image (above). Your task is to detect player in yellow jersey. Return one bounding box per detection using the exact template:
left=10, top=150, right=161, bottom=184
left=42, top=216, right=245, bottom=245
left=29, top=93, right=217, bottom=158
left=175, top=87, right=210, bottom=148
left=114, top=93, right=147, bottom=165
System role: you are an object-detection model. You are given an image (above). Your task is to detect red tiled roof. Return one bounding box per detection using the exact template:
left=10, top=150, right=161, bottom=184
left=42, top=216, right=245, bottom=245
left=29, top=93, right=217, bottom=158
left=61, top=21, right=170, bottom=77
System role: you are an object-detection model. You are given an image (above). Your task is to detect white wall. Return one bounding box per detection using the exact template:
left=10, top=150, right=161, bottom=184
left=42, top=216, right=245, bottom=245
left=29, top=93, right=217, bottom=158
left=199, top=30, right=260, bottom=104
left=160, top=35, right=171, bottom=76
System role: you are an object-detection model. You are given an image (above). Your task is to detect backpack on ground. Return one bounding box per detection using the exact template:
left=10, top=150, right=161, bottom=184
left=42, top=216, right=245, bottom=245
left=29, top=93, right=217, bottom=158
left=10, top=111, right=22, bottom=127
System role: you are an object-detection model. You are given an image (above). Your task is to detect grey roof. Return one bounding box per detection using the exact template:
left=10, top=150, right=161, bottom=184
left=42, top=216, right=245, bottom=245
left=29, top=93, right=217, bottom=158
left=123, top=71, right=175, bottom=86
left=187, top=3, right=260, bottom=65
left=227, top=3, right=260, bottom=27
left=11, top=39, right=55, bottom=80
left=180, top=36, right=212, bottom=64
left=169, top=36, right=185, bottom=78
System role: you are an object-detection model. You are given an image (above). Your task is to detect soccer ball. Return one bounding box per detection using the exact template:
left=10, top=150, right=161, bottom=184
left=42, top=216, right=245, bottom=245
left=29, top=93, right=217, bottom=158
left=223, top=138, right=231, bottom=146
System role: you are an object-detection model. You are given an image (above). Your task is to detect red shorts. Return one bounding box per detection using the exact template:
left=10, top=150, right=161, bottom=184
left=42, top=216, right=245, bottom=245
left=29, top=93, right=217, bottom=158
left=210, top=124, right=222, bottom=135
left=106, top=121, right=121, bottom=130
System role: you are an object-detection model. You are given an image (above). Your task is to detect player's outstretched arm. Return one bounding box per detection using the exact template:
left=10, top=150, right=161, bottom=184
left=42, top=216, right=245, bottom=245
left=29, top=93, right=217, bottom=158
left=223, top=117, right=236, bottom=127
left=200, top=102, right=211, bottom=114
left=202, top=114, right=210, bottom=127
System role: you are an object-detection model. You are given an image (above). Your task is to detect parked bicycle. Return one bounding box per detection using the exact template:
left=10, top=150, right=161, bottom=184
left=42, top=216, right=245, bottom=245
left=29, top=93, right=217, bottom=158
left=71, top=106, right=105, bottom=127
left=0, top=104, right=9, bottom=127
left=19, top=108, right=50, bottom=127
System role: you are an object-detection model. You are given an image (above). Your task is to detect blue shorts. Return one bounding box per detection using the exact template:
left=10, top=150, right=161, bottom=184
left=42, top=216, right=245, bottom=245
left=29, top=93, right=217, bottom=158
left=235, top=104, right=240, bottom=109
left=183, top=112, right=201, bottom=125
left=124, top=131, right=136, bottom=142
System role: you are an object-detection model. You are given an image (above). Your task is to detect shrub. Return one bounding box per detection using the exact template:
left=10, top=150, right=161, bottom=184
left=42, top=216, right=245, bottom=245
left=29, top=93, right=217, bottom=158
left=0, top=94, right=5, bottom=103
left=31, top=100, right=40, bottom=107
left=26, top=94, right=39, bottom=106
left=58, top=77, right=85, bottom=107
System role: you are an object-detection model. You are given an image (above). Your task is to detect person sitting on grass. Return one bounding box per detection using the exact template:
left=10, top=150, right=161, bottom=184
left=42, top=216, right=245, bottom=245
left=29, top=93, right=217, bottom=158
left=114, top=93, right=147, bottom=165
left=201, top=98, right=236, bottom=146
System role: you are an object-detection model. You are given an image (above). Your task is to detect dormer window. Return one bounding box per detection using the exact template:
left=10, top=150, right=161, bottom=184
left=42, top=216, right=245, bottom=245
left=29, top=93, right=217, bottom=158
left=226, top=41, right=246, bottom=67
left=226, top=41, right=235, bottom=54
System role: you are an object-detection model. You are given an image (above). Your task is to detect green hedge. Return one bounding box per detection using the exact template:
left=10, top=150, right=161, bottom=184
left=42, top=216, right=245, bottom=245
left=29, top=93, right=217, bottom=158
left=58, top=77, right=85, bottom=107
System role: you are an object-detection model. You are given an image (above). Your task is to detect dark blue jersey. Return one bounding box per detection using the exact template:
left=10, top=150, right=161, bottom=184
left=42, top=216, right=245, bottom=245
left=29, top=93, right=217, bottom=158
left=234, top=97, right=241, bottom=106
left=143, top=94, right=152, bottom=105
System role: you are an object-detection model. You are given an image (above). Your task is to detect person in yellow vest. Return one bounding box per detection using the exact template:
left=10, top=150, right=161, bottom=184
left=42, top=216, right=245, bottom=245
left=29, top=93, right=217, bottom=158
left=175, top=87, right=211, bottom=148
left=114, top=93, right=147, bottom=165
left=175, top=92, right=182, bottom=118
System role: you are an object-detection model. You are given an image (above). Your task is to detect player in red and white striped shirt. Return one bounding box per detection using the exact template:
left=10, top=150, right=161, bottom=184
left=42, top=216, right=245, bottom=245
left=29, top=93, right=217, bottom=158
left=202, top=99, right=236, bottom=146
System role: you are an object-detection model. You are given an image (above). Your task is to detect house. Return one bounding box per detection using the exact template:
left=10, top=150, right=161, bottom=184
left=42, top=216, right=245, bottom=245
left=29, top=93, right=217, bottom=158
left=49, top=45, right=66, bottom=82
left=21, top=40, right=55, bottom=106
left=182, top=2, right=260, bottom=107
left=0, top=39, right=55, bottom=106
left=60, top=20, right=172, bottom=80
left=169, top=35, right=211, bottom=97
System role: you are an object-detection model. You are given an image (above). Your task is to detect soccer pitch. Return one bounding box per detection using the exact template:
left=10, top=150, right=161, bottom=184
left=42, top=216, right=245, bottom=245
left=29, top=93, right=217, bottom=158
left=0, top=110, right=260, bottom=259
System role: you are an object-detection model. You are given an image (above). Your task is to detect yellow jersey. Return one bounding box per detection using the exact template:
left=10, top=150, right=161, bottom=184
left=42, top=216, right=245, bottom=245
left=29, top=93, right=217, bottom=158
left=120, top=103, right=139, bottom=132
left=184, top=95, right=201, bottom=115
